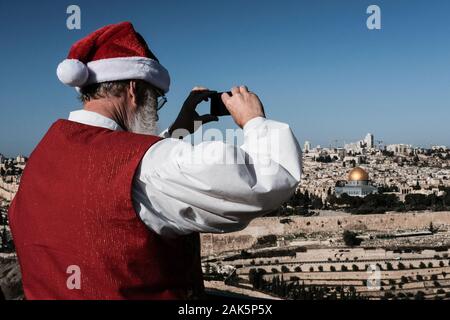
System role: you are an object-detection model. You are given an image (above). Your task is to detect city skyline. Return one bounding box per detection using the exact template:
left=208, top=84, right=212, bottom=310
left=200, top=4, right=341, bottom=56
left=0, top=131, right=447, bottom=158
left=1, top=0, right=450, bottom=156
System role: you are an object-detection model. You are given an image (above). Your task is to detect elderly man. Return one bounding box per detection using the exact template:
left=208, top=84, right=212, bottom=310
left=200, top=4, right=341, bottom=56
left=9, top=22, right=301, bottom=300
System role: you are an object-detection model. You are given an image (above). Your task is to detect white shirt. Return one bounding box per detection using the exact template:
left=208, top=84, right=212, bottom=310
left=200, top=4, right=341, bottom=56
left=68, top=110, right=302, bottom=237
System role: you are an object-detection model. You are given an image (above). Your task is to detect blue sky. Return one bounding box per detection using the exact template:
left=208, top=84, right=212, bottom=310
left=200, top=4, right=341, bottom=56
left=0, top=0, right=449, bottom=156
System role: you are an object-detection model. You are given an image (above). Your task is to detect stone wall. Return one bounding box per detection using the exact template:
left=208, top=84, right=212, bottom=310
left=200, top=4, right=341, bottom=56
left=0, top=255, right=23, bottom=300
left=0, top=178, right=18, bottom=201
left=200, top=211, right=450, bottom=256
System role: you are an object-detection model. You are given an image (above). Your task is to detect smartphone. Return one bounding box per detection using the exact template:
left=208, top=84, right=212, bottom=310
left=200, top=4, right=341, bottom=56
left=210, top=92, right=231, bottom=116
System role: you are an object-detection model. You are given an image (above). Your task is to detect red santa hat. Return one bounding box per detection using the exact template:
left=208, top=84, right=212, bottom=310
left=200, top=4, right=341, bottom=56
left=56, top=22, right=170, bottom=93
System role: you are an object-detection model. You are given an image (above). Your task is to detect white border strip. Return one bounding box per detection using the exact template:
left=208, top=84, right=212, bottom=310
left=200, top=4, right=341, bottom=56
left=85, top=57, right=170, bottom=93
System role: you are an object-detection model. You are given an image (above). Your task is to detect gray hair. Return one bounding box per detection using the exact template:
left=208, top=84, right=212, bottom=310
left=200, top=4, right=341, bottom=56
left=128, top=86, right=158, bottom=135
left=79, top=80, right=159, bottom=135
left=79, top=80, right=155, bottom=105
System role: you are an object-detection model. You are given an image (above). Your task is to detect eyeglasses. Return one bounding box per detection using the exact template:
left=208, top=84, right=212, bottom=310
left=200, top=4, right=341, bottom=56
left=157, top=96, right=167, bottom=111
left=155, top=88, right=167, bottom=111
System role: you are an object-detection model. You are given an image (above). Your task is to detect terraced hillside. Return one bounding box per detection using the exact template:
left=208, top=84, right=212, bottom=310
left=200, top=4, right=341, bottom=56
left=202, top=212, right=450, bottom=300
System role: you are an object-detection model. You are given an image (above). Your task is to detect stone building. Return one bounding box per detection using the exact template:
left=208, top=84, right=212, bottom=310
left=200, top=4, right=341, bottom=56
left=335, top=167, right=378, bottom=197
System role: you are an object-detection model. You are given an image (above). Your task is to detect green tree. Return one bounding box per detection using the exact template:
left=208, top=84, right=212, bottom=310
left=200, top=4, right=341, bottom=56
left=414, top=291, right=425, bottom=300
left=281, top=265, right=290, bottom=273
left=343, top=230, right=362, bottom=246
left=0, top=226, right=9, bottom=252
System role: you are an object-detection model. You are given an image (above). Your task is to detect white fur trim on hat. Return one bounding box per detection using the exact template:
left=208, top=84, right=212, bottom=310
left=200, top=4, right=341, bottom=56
left=57, top=56, right=170, bottom=93
left=85, top=56, right=170, bottom=93
left=56, top=59, right=89, bottom=87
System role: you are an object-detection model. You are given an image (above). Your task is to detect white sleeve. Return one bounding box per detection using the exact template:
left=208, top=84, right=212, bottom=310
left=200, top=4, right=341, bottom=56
left=132, top=117, right=302, bottom=237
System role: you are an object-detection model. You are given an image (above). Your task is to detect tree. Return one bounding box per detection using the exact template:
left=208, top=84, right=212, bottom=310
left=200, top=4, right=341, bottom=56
left=428, top=222, right=437, bottom=234
left=0, top=226, right=9, bottom=252
left=397, top=292, right=406, bottom=299
left=405, top=194, right=429, bottom=210
left=240, top=250, right=252, bottom=259
left=311, top=197, right=323, bottom=210
left=316, top=155, right=333, bottom=163
left=248, top=268, right=266, bottom=290
left=343, top=230, right=362, bottom=246
left=326, top=195, right=338, bottom=208
left=256, top=235, right=277, bottom=246
left=414, top=291, right=425, bottom=300
left=357, top=194, right=400, bottom=213
left=248, top=268, right=257, bottom=287
left=383, top=292, right=395, bottom=300
left=443, top=188, right=450, bottom=207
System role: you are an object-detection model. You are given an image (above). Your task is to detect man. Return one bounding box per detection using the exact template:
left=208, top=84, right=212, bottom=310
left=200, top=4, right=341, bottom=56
left=8, top=22, right=301, bottom=300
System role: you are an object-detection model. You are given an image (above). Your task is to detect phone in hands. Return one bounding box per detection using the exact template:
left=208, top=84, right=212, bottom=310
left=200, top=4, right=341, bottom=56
left=210, top=91, right=232, bottom=117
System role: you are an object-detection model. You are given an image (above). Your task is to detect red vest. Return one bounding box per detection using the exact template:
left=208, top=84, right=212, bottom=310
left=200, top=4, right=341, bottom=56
left=8, top=120, right=204, bottom=300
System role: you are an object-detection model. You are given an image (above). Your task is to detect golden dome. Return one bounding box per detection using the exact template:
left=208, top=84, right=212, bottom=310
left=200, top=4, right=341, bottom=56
left=348, top=167, right=369, bottom=181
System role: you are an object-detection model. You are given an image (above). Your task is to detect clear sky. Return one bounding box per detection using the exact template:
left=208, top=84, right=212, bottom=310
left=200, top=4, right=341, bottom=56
left=0, top=0, right=449, bottom=157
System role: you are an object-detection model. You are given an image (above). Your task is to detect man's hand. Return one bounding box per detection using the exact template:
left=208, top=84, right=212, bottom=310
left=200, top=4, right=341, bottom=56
left=221, top=86, right=265, bottom=128
left=168, top=87, right=218, bottom=136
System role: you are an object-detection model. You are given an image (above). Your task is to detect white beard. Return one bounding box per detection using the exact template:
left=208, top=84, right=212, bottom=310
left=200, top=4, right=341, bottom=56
left=128, top=90, right=158, bottom=135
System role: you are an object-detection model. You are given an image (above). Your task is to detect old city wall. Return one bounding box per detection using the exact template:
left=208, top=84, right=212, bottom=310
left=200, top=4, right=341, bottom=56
left=201, top=211, right=450, bottom=256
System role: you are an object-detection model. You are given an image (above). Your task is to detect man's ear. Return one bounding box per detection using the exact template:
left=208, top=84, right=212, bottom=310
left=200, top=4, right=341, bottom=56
left=128, top=81, right=138, bottom=110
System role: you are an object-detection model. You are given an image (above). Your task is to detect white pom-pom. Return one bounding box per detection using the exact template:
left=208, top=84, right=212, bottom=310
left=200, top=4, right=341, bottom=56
left=56, top=59, right=89, bottom=87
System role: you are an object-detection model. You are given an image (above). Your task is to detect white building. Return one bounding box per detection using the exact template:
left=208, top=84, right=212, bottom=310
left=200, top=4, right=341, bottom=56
left=303, top=141, right=311, bottom=153
left=432, top=145, right=447, bottom=151
left=387, top=144, right=413, bottom=155
left=344, top=133, right=375, bottom=154
left=16, top=155, right=26, bottom=164
left=365, top=133, right=374, bottom=149
left=335, top=167, right=378, bottom=198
